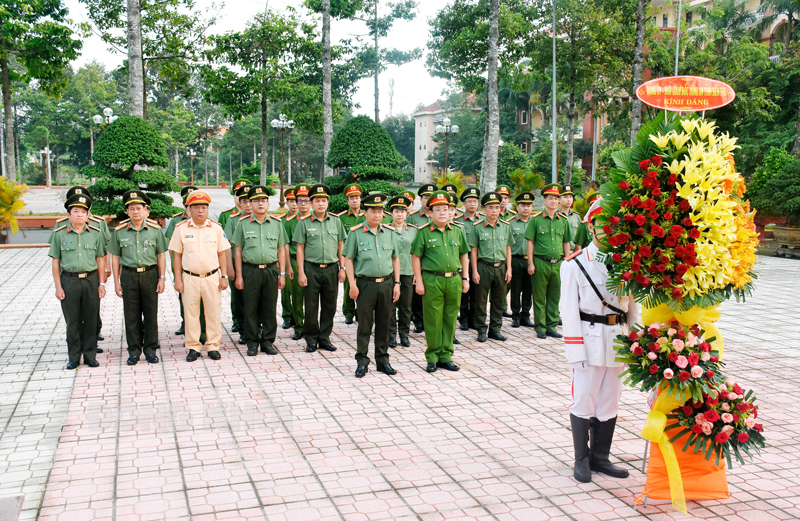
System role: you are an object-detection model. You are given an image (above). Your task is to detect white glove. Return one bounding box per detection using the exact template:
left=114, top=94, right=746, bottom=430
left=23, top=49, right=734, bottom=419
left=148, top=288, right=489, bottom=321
left=571, top=361, right=587, bottom=370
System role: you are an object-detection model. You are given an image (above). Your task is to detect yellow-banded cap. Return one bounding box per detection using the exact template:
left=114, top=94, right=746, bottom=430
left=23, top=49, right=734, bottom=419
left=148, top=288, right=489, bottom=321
left=481, top=192, right=502, bottom=206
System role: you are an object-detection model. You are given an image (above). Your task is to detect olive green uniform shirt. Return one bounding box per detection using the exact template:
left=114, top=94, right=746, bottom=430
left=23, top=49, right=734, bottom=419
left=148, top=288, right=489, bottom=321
left=230, top=214, right=289, bottom=264
left=561, top=209, right=582, bottom=248
left=523, top=211, right=573, bottom=259
left=165, top=211, right=189, bottom=240
left=343, top=223, right=399, bottom=277
left=389, top=223, right=417, bottom=276
left=508, top=214, right=531, bottom=256
left=223, top=211, right=245, bottom=240
left=468, top=218, right=512, bottom=262
left=410, top=223, right=470, bottom=273
left=48, top=224, right=108, bottom=272
left=293, top=212, right=347, bottom=264
left=217, top=207, right=236, bottom=230
left=107, top=221, right=168, bottom=267
left=283, top=213, right=302, bottom=255
left=406, top=208, right=432, bottom=227
left=337, top=209, right=366, bottom=231
left=453, top=213, right=480, bottom=242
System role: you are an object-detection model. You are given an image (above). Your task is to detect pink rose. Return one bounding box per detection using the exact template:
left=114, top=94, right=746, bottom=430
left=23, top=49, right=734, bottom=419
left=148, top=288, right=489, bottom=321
left=745, top=417, right=756, bottom=429
left=722, top=425, right=734, bottom=436
left=721, top=413, right=734, bottom=423
left=672, top=339, right=685, bottom=351
left=667, top=328, right=677, bottom=337
left=663, top=368, right=674, bottom=379
left=721, top=403, right=731, bottom=411
left=701, top=353, right=711, bottom=362
left=647, top=352, right=657, bottom=360
left=675, top=355, right=689, bottom=369
left=701, top=423, right=713, bottom=435
left=690, top=366, right=704, bottom=378
left=694, top=413, right=707, bottom=425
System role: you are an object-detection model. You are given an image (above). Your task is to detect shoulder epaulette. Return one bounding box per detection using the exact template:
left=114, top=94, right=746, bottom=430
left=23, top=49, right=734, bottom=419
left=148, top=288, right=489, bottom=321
left=172, top=211, right=183, bottom=217
left=565, top=249, right=582, bottom=261
left=115, top=223, right=128, bottom=231
left=299, top=214, right=310, bottom=220
left=532, top=211, right=543, bottom=217
left=222, top=207, right=234, bottom=213
left=472, top=219, right=483, bottom=226
left=146, top=218, right=161, bottom=229
left=87, top=224, right=101, bottom=232
left=452, top=221, right=464, bottom=228
left=336, top=210, right=347, bottom=217
left=499, top=219, right=510, bottom=225
left=273, top=213, right=284, bottom=220
left=119, top=218, right=131, bottom=224
left=54, top=225, right=67, bottom=232
left=55, top=216, right=68, bottom=223
left=382, top=223, right=395, bottom=230
left=238, top=214, right=248, bottom=221
left=209, top=219, right=221, bottom=226
left=89, top=215, right=103, bottom=222
left=407, top=223, right=420, bottom=230
left=175, top=219, right=189, bottom=227
left=286, top=214, right=297, bottom=221
left=350, top=223, right=363, bottom=231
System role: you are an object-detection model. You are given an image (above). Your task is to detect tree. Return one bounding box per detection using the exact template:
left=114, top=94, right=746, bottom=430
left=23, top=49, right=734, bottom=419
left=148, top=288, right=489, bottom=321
left=480, top=0, right=501, bottom=193
left=0, top=0, right=82, bottom=181
left=149, top=100, right=196, bottom=179
left=630, top=0, right=649, bottom=144
left=496, top=141, right=529, bottom=187
left=381, top=114, right=415, bottom=163
left=84, top=116, right=180, bottom=218
left=754, top=0, right=800, bottom=48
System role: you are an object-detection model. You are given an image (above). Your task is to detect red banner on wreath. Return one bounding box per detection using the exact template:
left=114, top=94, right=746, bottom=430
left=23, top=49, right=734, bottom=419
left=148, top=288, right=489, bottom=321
left=636, top=76, right=735, bottom=112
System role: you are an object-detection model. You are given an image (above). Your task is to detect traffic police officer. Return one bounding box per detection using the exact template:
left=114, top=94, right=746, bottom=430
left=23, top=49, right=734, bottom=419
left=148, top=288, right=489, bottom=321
left=294, top=184, right=347, bottom=353
left=231, top=185, right=288, bottom=356
left=525, top=183, right=572, bottom=339
left=49, top=193, right=108, bottom=369
left=559, top=185, right=582, bottom=251
left=410, top=190, right=470, bottom=373
left=470, top=191, right=513, bottom=342
left=455, top=187, right=481, bottom=331
left=284, top=183, right=312, bottom=341
left=165, top=185, right=198, bottom=336
left=224, top=184, right=253, bottom=344
left=508, top=191, right=535, bottom=328
left=337, top=183, right=366, bottom=324
left=343, top=192, right=401, bottom=377
left=108, top=190, right=168, bottom=365
left=281, top=187, right=298, bottom=329
left=386, top=195, right=416, bottom=349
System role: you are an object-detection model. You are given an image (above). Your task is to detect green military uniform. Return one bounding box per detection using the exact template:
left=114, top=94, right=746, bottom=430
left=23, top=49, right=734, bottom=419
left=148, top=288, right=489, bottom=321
left=108, top=192, right=168, bottom=361
left=524, top=208, right=572, bottom=334
left=562, top=209, right=582, bottom=250
left=230, top=191, right=289, bottom=355
left=281, top=188, right=298, bottom=325
left=218, top=178, right=251, bottom=332
left=454, top=195, right=481, bottom=330
left=224, top=187, right=251, bottom=341
left=508, top=209, right=533, bottom=324
left=406, top=207, right=432, bottom=228
left=387, top=221, right=416, bottom=342
left=283, top=212, right=305, bottom=337
left=343, top=214, right=399, bottom=371
left=574, top=220, right=592, bottom=249
left=408, top=184, right=436, bottom=332
left=293, top=185, right=347, bottom=351
left=337, top=207, right=366, bottom=320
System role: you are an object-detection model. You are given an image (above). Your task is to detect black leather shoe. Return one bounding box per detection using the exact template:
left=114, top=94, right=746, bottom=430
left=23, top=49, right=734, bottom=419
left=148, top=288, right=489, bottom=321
left=345, top=316, right=354, bottom=325
left=66, top=361, right=79, bottom=370
left=262, top=344, right=278, bottom=355
left=281, top=319, right=292, bottom=329
left=146, top=355, right=159, bottom=364
left=355, top=365, right=368, bottom=378
left=389, top=337, right=397, bottom=348
left=238, top=335, right=246, bottom=345
left=376, top=364, right=397, bottom=375
left=414, top=323, right=424, bottom=333
left=520, top=317, right=535, bottom=328
left=511, top=318, right=520, bottom=328
left=453, top=336, right=460, bottom=345
left=488, top=331, right=507, bottom=341
left=459, top=320, right=469, bottom=331
left=425, top=362, right=437, bottom=373
left=186, top=350, right=199, bottom=362
left=291, top=332, right=304, bottom=341
left=537, top=332, right=547, bottom=339
left=97, top=334, right=104, bottom=341
left=305, top=344, right=317, bottom=353
left=319, top=342, right=337, bottom=352
left=175, top=323, right=185, bottom=335
left=400, top=337, right=410, bottom=347
left=502, top=309, right=512, bottom=318
left=231, top=323, right=240, bottom=333
left=86, top=359, right=100, bottom=368
left=247, top=346, right=258, bottom=356
left=127, top=356, right=139, bottom=366
left=208, top=351, right=221, bottom=360
left=436, top=361, right=460, bottom=371
left=96, top=347, right=104, bottom=353
left=477, top=332, right=487, bottom=342
left=546, top=330, right=563, bottom=339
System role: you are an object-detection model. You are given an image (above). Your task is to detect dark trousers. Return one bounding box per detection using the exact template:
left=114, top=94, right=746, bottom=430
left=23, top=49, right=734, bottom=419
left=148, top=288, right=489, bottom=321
left=120, top=268, right=159, bottom=357
left=355, top=277, right=393, bottom=367
left=289, top=259, right=304, bottom=334
left=510, top=256, right=532, bottom=320
left=281, top=282, right=292, bottom=319
left=242, top=263, right=279, bottom=348
left=60, top=271, right=100, bottom=363
left=474, top=261, right=507, bottom=334
left=343, top=278, right=356, bottom=318
left=388, top=275, right=413, bottom=338
left=412, top=292, right=424, bottom=328
left=459, top=269, right=477, bottom=326
left=303, top=262, right=338, bottom=346
left=232, top=286, right=245, bottom=329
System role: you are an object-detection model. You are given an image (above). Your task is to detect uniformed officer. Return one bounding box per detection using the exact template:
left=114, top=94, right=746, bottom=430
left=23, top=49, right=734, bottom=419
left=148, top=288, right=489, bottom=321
left=169, top=190, right=231, bottom=361
left=108, top=190, right=168, bottom=365
left=337, top=183, right=366, bottom=324
left=165, top=185, right=198, bottom=336
left=470, top=192, right=513, bottom=342
left=525, top=183, right=572, bottom=339
left=231, top=185, right=288, bottom=356
left=386, top=195, right=417, bottom=349
left=508, top=191, right=536, bottom=328
left=446, top=192, right=466, bottom=346
left=561, top=197, right=639, bottom=483
left=410, top=190, right=470, bottom=373
left=49, top=193, right=108, bottom=369
left=284, top=183, right=312, bottom=341
left=559, top=185, right=582, bottom=251
left=407, top=183, right=437, bottom=333
left=574, top=192, right=601, bottom=250
left=281, top=187, right=298, bottom=329
left=495, top=185, right=517, bottom=219
left=343, top=193, right=401, bottom=377
left=219, top=178, right=252, bottom=334
left=294, top=184, right=347, bottom=353
left=455, top=187, right=480, bottom=331
left=224, top=184, right=253, bottom=345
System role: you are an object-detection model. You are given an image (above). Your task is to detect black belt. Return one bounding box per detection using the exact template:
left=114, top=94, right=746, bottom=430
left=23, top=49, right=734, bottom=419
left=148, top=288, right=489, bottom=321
left=245, top=262, right=277, bottom=269
left=357, top=275, right=393, bottom=283
left=305, top=262, right=337, bottom=269
left=479, top=259, right=504, bottom=267
left=122, top=264, right=157, bottom=273
left=62, top=269, right=98, bottom=279
left=183, top=268, right=219, bottom=278
left=580, top=311, right=627, bottom=326
left=423, top=270, right=460, bottom=278
left=534, top=255, right=562, bottom=264
left=512, top=254, right=529, bottom=260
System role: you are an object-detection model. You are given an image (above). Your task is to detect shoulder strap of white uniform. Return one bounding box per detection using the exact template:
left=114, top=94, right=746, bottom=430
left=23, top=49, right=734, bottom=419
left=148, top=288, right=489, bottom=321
left=572, top=255, right=625, bottom=315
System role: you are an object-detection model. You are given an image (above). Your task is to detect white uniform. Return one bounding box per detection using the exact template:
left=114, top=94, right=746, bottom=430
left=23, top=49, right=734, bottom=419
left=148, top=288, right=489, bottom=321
left=560, top=242, right=640, bottom=421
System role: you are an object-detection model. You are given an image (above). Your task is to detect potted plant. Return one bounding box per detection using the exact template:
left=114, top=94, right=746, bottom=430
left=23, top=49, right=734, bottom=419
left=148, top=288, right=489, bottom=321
left=0, top=179, right=29, bottom=244
left=752, top=158, right=800, bottom=246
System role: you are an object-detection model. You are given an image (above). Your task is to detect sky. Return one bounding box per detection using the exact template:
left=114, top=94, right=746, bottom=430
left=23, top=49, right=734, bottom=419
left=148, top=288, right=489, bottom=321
left=64, top=0, right=454, bottom=119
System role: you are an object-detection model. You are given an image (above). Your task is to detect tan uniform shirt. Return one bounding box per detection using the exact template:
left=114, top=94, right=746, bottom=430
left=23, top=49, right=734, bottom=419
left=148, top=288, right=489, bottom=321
left=168, top=219, right=230, bottom=273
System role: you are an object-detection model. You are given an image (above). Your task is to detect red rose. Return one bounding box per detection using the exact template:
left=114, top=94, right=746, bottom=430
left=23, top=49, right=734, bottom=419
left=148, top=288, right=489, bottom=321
left=642, top=277, right=651, bottom=286
left=705, top=410, right=719, bottom=422
left=644, top=199, right=657, bottom=210
left=664, top=212, right=673, bottom=220
left=612, top=253, right=622, bottom=262
left=672, top=286, right=683, bottom=298
left=737, top=432, right=749, bottom=443
left=668, top=352, right=679, bottom=362
left=624, top=213, right=635, bottom=222
left=652, top=155, right=663, bottom=166
left=631, top=262, right=641, bottom=272
left=652, top=187, right=662, bottom=197
left=688, top=353, right=699, bottom=366
left=677, top=329, right=686, bottom=339
left=639, top=246, right=652, bottom=258
left=715, top=432, right=729, bottom=444
left=635, top=274, right=646, bottom=284
left=608, top=236, right=618, bottom=247
left=700, top=341, right=710, bottom=352
left=679, top=200, right=691, bottom=212
left=711, top=355, right=719, bottom=363
left=647, top=263, right=659, bottom=273
left=691, top=424, right=704, bottom=434
left=706, top=370, right=715, bottom=379
left=649, top=342, right=659, bottom=352
left=634, top=214, right=646, bottom=226
left=671, top=189, right=678, bottom=197
left=634, top=227, right=645, bottom=236
left=619, top=180, right=630, bottom=190
left=603, top=224, right=613, bottom=234
left=733, top=414, right=740, bottom=422
left=675, top=245, right=686, bottom=257
left=620, top=200, right=630, bottom=208
left=675, top=264, right=688, bottom=275
left=736, top=402, right=748, bottom=412
left=631, top=196, right=641, bottom=206
left=682, top=405, right=693, bottom=415
left=657, top=264, right=666, bottom=272
left=733, top=384, right=742, bottom=394
left=682, top=218, right=693, bottom=227
left=649, top=364, right=659, bottom=374
left=626, top=244, right=636, bottom=251
left=665, top=198, right=675, bottom=206
left=647, top=170, right=658, bottom=179
left=622, top=271, right=633, bottom=282
left=679, top=371, right=691, bottom=381
left=667, top=174, right=678, bottom=185
left=633, top=346, right=644, bottom=356
left=659, top=255, right=669, bottom=264
left=649, top=210, right=660, bottom=220
left=670, top=225, right=684, bottom=237
left=651, top=225, right=665, bottom=237
left=628, top=331, right=638, bottom=341
left=639, top=159, right=651, bottom=170
left=661, top=276, right=672, bottom=286
left=707, top=397, right=719, bottom=406
left=616, top=233, right=629, bottom=244
left=609, top=216, right=620, bottom=225
left=689, top=228, right=701, bottom=239
left=647, top=327, right=658, bottom=337
left=692, top=400, right=704, bottom=409
left=754, top=423, right=763, bottom=432
left=664, top=236, right=677, bottom=247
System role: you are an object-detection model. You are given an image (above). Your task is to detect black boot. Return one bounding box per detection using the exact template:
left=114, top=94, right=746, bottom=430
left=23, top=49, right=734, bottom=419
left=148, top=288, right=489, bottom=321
left=590, top=417, right=630, bottom=478
left=570, top=414, right=592, bottom=483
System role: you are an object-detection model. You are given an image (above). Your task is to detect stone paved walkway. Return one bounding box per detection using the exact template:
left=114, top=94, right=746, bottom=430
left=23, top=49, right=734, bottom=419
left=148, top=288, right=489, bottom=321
left=0, top=248, right=798, bottom=521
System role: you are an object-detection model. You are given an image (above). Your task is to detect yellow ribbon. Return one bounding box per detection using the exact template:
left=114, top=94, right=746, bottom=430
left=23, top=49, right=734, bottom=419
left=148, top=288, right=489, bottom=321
left=642, top=304, right=724, bottom=359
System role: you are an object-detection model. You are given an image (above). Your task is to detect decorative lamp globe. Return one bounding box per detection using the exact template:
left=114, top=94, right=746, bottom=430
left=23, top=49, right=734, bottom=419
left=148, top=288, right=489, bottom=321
left=103, top=107, right=113, bottom=117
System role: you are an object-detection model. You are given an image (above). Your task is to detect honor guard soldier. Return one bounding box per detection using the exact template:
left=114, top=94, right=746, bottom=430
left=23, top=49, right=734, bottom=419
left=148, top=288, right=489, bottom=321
left=219, top=178, right=252, bottom=334
left=455, top=187, right=481, bottom=331
left=337, top=183, right=366, bottom=324
left=281, top=187, right=298, bottom=329
left=508, top=191, right=536, bottom=328
left=386, top=195, right=416, bottom=348
left=343, top=193, right=401, bottom=377
left=49, top=193, right=108, bottom=369
left=294, top=184, right=347, bottom=353
left=407, top=183, right=437, bottom=333
left=285, top=183, right=312, bottom=341
left=559, top=185, right=582, bottom=251
left=525, top=183, right=572, bottom=339
left=410, top=190, right=470, bottom=373
left=224, top=184, right=253, bottom=345
left=165, top=185, right=200, bottom=337
left=169, top=190, right=231, bottom=362
left=108, top=190, right=168, bottom=365
left=231, top=185, right=288, bottom=356
left=561, top=197, right=639, bottom=483
left=574, top=192, right=601, bottom=250
left=470, top=192, right=513, bottom=342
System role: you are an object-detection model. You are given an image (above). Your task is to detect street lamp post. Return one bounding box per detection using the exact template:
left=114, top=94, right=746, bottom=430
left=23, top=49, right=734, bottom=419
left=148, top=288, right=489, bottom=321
left=188, top=149, right=197, bottom=185
left=270, top=114, right=295, bottom=209
left=434, top=117, right=459, bottom=174
left=91, top=108, right=118, bottom=167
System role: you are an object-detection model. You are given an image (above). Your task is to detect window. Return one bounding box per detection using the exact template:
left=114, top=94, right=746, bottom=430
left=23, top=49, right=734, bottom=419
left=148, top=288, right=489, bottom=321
left=419, top=167, right=422, bottom=172
left=419, top=122, right=422, bottom=127
left=424, top=144, right=426, bottom=150
left=419, top=145, right=422, bottom=150
left=520, top=142, right=528, bottom=154
left=520, top=110, right=528, bottom=125
left=686, top=11, right=692, bottom=26
left=662, top=14, right=668, bottom=27
left=424, top=167, right=426, bottom=173
left=424, top=121, right=427, bottom=126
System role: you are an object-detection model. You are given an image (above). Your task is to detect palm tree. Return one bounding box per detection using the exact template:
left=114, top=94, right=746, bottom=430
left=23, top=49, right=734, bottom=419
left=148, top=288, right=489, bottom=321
left=754, top=0, right=800, bottom=49
left=701, top=0, right=757, bottom=55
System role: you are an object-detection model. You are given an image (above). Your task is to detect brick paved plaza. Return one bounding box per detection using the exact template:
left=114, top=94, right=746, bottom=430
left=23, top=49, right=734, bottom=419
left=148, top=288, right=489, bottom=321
left=0, top=248, right=798, bottom=521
